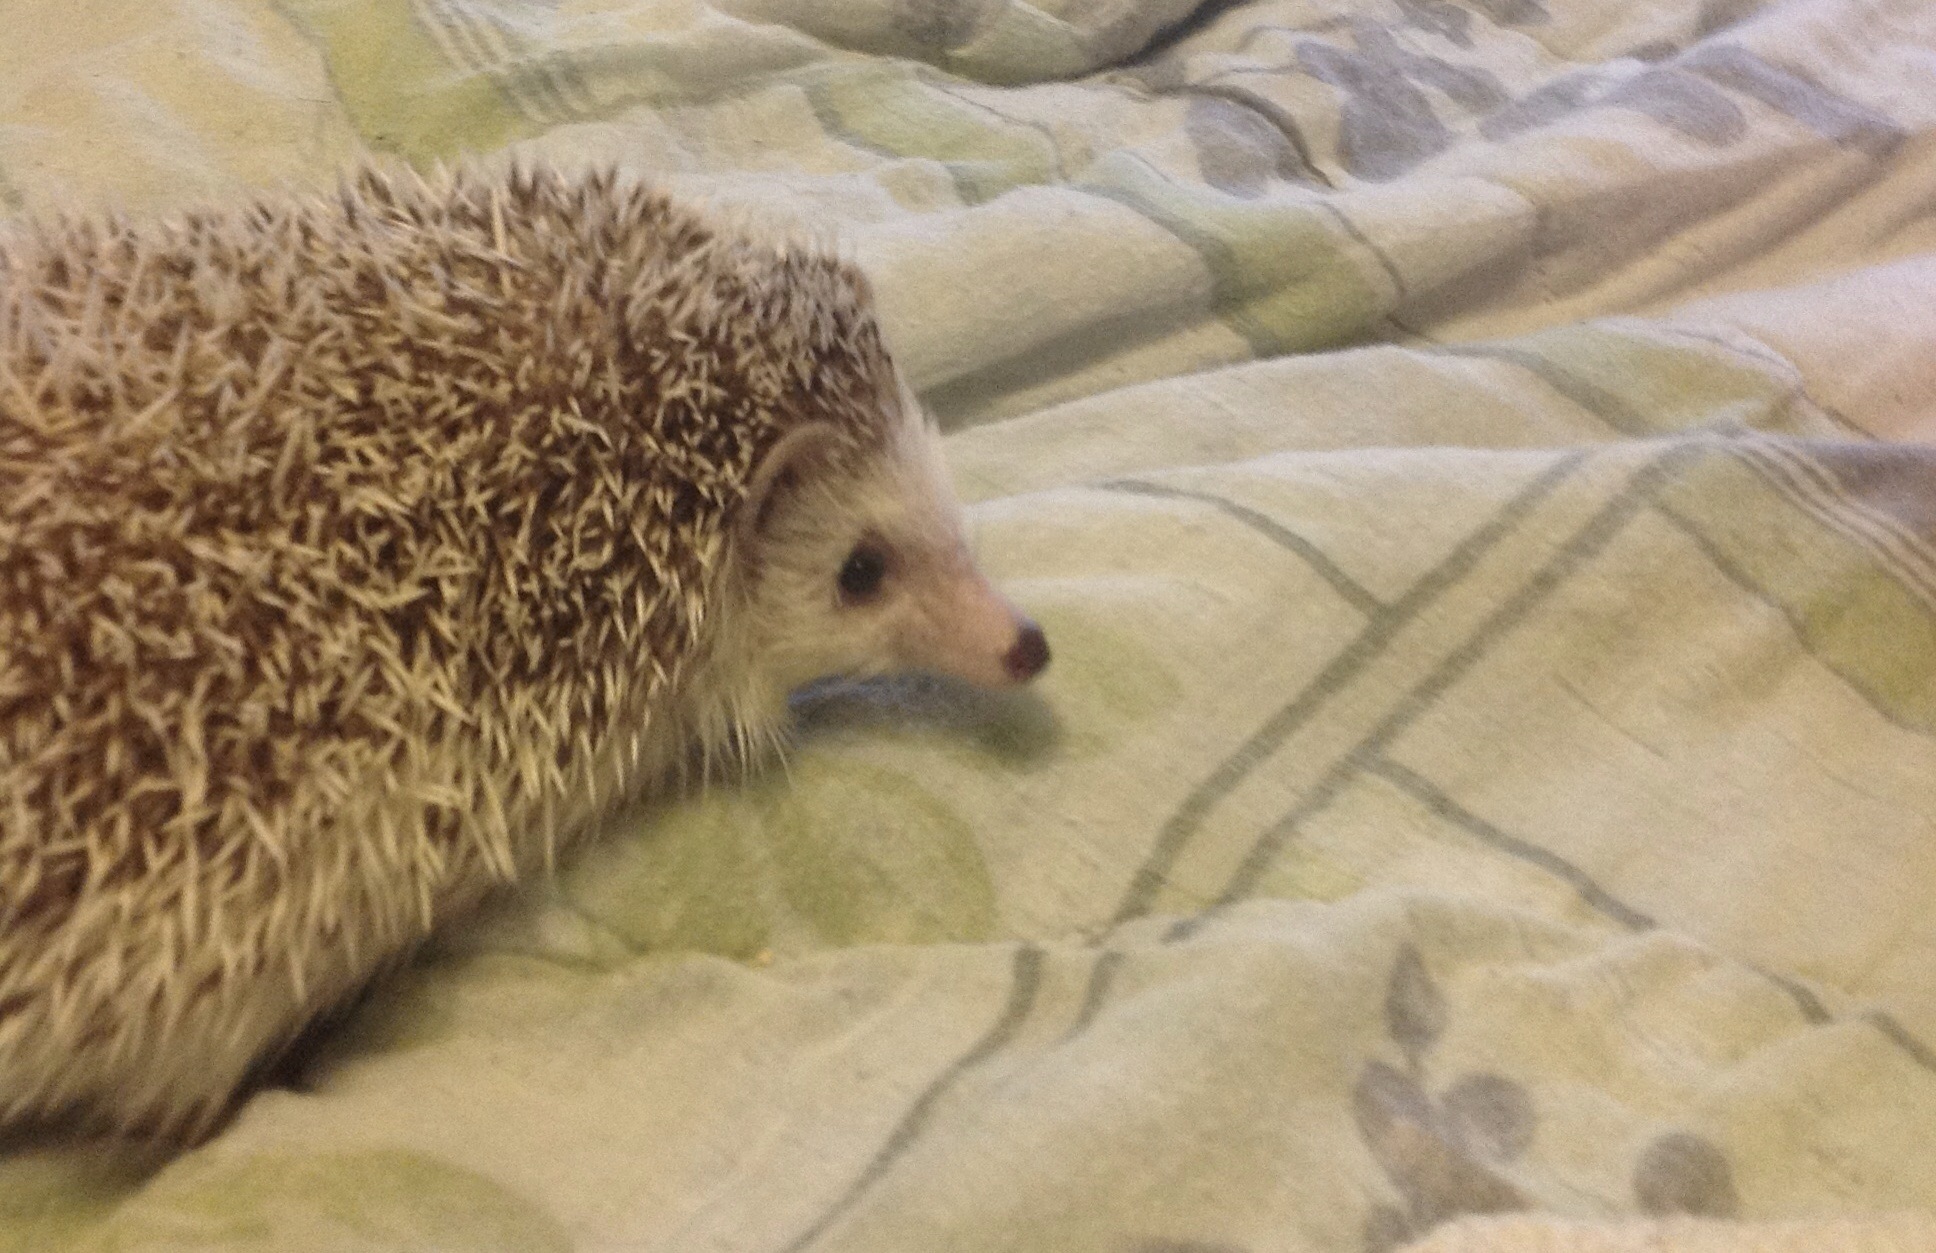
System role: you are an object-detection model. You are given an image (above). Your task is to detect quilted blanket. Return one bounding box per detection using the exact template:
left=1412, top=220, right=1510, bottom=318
left=3, top=0, right=1934, bottom=1250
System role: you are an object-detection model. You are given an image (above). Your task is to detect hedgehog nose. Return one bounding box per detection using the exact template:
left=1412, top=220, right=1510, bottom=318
left=1004, top=622, right=1050, bottom=682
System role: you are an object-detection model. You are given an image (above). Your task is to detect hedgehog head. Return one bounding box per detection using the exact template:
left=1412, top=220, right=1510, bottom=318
left=709, top=372, right=1048, bottom=742
left=599, top=208, right=1048, bottom=765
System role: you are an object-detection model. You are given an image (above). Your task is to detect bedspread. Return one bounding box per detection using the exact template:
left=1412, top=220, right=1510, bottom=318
left=3, top=0, right=1935, bottom=1249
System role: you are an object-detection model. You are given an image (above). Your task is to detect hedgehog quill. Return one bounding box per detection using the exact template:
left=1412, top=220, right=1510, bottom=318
left=0, top=162, right=1049, bottom=1140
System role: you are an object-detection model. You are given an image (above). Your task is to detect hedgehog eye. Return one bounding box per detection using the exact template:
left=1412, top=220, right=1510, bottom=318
left=837, top=541, right=890, bottom=606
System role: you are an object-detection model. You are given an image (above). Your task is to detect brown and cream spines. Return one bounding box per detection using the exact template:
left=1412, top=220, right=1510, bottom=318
left=0, top=162, right=905, bottom=1138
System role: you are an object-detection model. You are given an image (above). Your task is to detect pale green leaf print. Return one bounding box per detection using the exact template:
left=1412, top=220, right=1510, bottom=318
left=770, top=764, right=997, bottom=948
left=82, top=1150, right=569, bottom=1253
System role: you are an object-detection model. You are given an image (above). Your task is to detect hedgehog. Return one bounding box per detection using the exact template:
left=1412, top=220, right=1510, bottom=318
left=0, top=161, right=1049, bottom=1141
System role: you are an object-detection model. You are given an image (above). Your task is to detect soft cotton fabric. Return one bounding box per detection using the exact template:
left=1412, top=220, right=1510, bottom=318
left=2, top=1, right=1933, bottom=1249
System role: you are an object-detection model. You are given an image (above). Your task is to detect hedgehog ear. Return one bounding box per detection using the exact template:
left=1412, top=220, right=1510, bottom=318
left=742, top=421, right=843, bottom=541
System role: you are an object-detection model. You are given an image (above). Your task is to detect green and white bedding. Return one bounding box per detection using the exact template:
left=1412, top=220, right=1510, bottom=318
left=4, top=0, right=1936, bottom=1249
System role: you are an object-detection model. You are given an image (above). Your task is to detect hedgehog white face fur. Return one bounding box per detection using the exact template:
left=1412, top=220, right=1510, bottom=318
left=0, top=160, right=1049, bottom=1142
left=715, top=378, right=1047, bottom=748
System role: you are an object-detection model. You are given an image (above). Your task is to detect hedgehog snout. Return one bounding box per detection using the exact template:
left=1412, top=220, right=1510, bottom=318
left=902, top=566, right=1049, bottom=690
left=1004, top=621, right=1050, bottom=682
